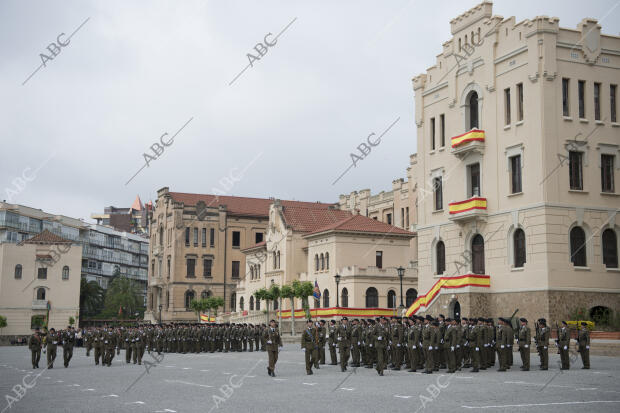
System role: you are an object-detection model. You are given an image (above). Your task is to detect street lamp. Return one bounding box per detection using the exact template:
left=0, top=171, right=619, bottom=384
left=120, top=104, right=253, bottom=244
left=334, top=273, right=341, bottom=307
left=397, top=266, right=405, bottom=311
left=158, top=304, right=163, bottom=325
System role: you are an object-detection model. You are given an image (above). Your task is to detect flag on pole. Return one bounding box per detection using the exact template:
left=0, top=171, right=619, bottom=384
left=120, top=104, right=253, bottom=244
left=313, top=280, right=321, bottom=301
left=118, top=305, right=123, bottom=316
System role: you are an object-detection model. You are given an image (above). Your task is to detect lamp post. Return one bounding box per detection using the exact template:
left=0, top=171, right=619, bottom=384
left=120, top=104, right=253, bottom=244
left=334, top=273, right=341, bottom=307
left=397, top=266, right=405, bottom=312
left=158, top=304, right=163, bottom=325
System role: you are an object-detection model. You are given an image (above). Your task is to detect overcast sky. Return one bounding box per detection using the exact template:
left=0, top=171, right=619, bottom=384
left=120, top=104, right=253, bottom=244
left=2, top=0, right=619, bottom=222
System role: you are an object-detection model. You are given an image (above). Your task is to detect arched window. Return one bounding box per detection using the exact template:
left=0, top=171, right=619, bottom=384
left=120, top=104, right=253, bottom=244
left=387, top=290, right=396, bottom=308
left=406, top=288, right=418, bottom=307
left=436, top=241, right=445, bottom=275
left=273, top=252, right=277, bottom=269
left=230, top=293, right=236, bottom=312
left=240, top=296, right=244, bottom=311
left=341, top=288, right=348, bottom=308
left=469, top=92, right=479, bottom=129
left=256, top=297, right=261, bottom=311
left=570, top=226, right=587, bottom=267
left=513, top=228, right=526, bottom=268
left=250, top=296, right=254, bottom=311
left=277, top=251, right=280, bottom=269
left=185, top=290, right=195, bottom=309
left=325, top=253, right=329, bottom=269
left=365, top=287, right=378, bottom=308
left=250, top=266, right=254, bottom=280
left=472, top=234, right=485, bottom=274
left=315, top=255, right=319, bottom=271
left=14, top=264, right=22, bottom=279
left=62, top=266, right=70, bottom=280
left=602, top=228, right=618, bottom=268
left=458, top=37, right=462, bottom=52
left=323, top=289, right=329, bottom=308
left=36, top=288, right=46, bottom=300
left=320, top=254, right=325, bottom=270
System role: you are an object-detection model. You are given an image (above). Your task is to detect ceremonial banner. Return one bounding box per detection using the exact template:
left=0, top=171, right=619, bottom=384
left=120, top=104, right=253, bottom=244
left=451, top=129, right=485, bottom=148
left=277, top=307, right=399, bottom=319
left=200, top=314, right=216, bottom=323
left=448, top=197, right=487, bottom=215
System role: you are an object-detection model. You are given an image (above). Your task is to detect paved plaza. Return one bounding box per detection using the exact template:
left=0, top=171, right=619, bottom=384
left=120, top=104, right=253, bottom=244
left=1, top=345, right=620, bottom=412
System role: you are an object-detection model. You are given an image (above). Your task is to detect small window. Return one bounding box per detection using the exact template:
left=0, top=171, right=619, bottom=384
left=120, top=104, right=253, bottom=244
left=601, top=154, right=615, bottom=193
left=436, top=241, right=445, bottom=275
left=569, top=151, right=583, bottom=190
left=562, top=78, right=570, bottom=117
left=315, top=254, right=319, bottom=271
left=232, top=231, right=241, bottom=248
left=186, top=258, right=196, bottom=278
left=387, top=290, right=397, bottom=309
left=240, top=297, right=244, bottom=311
left=594, top=82, right=601, bottom=121
left=510, top=155, right=522, bottom=193
left=276, top=251, right=280, bottom=269
left=202, top=228, right=206, bottom=247
left=440, top=114, right=445, bottom=147
left=578, top=80, right=586, bottom=119
left=430, top=117, right=436, bottom=150
left=185, top=227, right=190, bottom=246
left=14, top=264, right=22, bottom=279
left=570, top=226, right=587, bottom=267
left=504, top=87, right=511, bottom=125
left=602, top=228, right=618, bottom=269
left=386, top=213, right=392, bottom=225
left=434, top=177, right=443, bottom=210
left=513, top=228, right=526, bottom=268
left=250, top=296, right=254, bottom=311
left=611, top=84, right=617, bottom=123
left=185, top=291, right=195, bottom=310
left=255, top=233, right=263, bottom=243
left=320, top=253, right=325, bottom=270
left=37, top=267, right=47, bottom=280
left=517, top=83, right=523, bottom=121
left=62, top=266, right=69, bottom=280
left=36, top=287, right=46, bottom=300
left=210, top=228, right=215, bottom=247
left=203, top=259, right=212, bottom=278
left=341, top=288, right=349, bottom=308
left=167, top=258, right=170, bottom=278
left=472, top=234, right=485, bottom=274
left=376, top=251, right=383, bottom=269
left=468, top=163, right=481, bottom=197
left=231, top=261, right=240, bottom=278
left=325, top=252, right=329, bottom=269
left=323, top=289, right=329, bottom=308
left=193, top=228, right=198, bottom=246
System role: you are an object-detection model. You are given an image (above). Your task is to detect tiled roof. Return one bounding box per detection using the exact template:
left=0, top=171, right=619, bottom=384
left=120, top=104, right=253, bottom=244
left=22, top=229, right=72, bottom=245
left=304, top=214, right=415, bottom=237
left=241, top=240, right=266, bottom=251
left=168, top=192, right=336, bottom=217
left=281, top=206, right=353, bottom=233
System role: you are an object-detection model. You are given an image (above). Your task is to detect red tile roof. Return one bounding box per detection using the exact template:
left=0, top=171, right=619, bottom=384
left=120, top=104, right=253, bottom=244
left=21, top=229, right=72, bottom=245
left=304, top=214, right=415, bottom=237
left=281, top=206, right=353, bottom=233
left=168, top=192, right=336, bottom=217
left=241, top=240, right=266, bottom=251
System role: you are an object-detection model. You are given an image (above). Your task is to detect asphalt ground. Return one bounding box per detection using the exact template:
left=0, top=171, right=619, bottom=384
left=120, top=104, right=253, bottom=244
left=1, top=345, right=620, bottom=413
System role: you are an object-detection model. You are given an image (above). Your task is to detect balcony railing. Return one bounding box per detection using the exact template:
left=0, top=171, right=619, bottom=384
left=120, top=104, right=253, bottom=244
left=451, top=129, right=485, bottom=158
left=32, top=300, right=48, bottom=310
left=448, top=197, right=487, bottom=222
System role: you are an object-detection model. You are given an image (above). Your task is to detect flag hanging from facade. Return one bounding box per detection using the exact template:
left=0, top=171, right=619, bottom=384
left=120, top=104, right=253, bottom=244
left=313, top=280, right=321, bottom=301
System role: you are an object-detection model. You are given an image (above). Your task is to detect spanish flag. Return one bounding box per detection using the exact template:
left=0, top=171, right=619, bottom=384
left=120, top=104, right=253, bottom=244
left=451, top=129, right=485, bottom=148
left=405, top=274, right=490, bottom=317
left=200, top=314, right=215, bottom=323
left=448, top=198, right=487, bottom=215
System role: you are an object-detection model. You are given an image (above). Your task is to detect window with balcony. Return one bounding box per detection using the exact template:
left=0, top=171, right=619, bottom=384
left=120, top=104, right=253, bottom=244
left=36, top=288, right=46, bottom=300
left=510, top=155, right=522, bottom=193
left=376, top=251, right=383, bottom=269
left=434, top=177, right=443, bottom=210
left=469, top=92, right=479, bottom=129
left=569, top=151, right=583, bottom=190
left=468, top=163, right=481, bottom=197
left=601, top=154, right=615, bottom=193
left=471, top=234, right=485, bottom=274
left=578, top=80, right=586, bottom=119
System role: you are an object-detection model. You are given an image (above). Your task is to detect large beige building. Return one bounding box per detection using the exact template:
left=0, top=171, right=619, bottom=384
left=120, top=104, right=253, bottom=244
left=409, top=1, right=620, bottom=323
left=144, top=187, right=336, bottom=323
left=235, top=202, right=417, bottom=320
left=0, top=230, right=82, bottom=335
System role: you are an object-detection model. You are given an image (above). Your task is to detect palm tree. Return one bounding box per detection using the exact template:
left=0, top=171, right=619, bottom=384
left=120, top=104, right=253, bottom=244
left=79, top=278, right=104, bottom=319
left=104, top=276, right=143, bottom=319
left=280, top=284, right=295, bottom=335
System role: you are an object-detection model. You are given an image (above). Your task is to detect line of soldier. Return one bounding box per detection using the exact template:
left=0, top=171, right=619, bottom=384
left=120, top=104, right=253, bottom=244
left=27, top=326, right=76, bottom=369
left=300, top=315, right=591, bottom=376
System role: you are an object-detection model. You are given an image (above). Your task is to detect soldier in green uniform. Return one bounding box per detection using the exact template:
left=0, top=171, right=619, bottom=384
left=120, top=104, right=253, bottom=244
left=62, top=326, right=76, bottom=368
left=366, top=319, right=376, bottom=368
left=430, top=320, right=441, bottom=372
left=336, top=317, right=352, bottom=372
left=406, top=317, right=420, bottom=372
left=577, top=322, right=590, bottom=369
left=124, top=328, right=133, bottom=363
left=518, top=318, right=531, bottom=371
left=469, top=318, right=483, bottom=372
left=444, top=318, right=457, bottom=373
left=350, top=319, right=361, bottom=367
left=103, top=328, right=116, bottom=366
left=422, top=316, right=433, bottom=374
left=264, top=320, right=282, bottom=377
left=505, top=318, right=514, bottom=368
left=436, top=315, right=446, bottom=370
left=301, top=320, right=319, bottom=375
left=45, top=328, right=59, bottom=368
left=536, top=319, right=550, bottom=370
left=496, top=318, right=508, bottom=372
left=317, top=320, right=326, bottom=365
left=327, top=320, right=338, bottom=365
left=373, top=316, right=388, bottom=376
left=558, top=320, right=570, bottom=370
left=84, top=328, right=93, bottom=357
left=28, top=327, right=42, bottom=369
left=390, top=317, right=404, bottom=370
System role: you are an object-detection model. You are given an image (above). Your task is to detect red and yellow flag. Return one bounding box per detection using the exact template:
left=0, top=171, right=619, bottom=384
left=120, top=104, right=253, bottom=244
left=451, top=129, right=485, bottom=148
left=449, top=197, right=487, bottom=215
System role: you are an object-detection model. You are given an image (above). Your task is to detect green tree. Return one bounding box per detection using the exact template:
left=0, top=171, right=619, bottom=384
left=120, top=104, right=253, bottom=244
left=269, top=284, right=281, bottom=327
left=292, top=280, right=314, bottom=319
left=190, top=298, right=208, bottom=322
left=254, top=288, right=268, bottom=322
left=79, top=278, right=105, bottom=319
left=103, top=276, right=144, bottom=319
left=280, top=284, right=296, bottom=335
left=209, top=296, right=225, bottom=317
left=0, top=315, right=7, bottom=334
left=68, top=316, right=75, bottom=326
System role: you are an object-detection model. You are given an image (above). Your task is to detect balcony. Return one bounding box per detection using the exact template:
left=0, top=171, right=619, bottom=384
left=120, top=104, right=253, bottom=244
left=32, top=300, right=48, bottom=310
left=448, top=197, right=487, bottom=223
left=451, top=129, right=485, bottom=158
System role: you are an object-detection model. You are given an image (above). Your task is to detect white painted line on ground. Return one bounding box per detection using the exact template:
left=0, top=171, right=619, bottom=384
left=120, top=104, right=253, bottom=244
left=302, top=383, right=317, bottom=386
left=56, top=380, right=64, bottom=383
left=577, top=388, right=598, bottom=390
left=164, top=365, right=175, bottom=368
left=127, top=401, right=145, bottom=405
left=200, top=369, right=210, bottom=372
left=340, top=387, right=355, bottom=391
left=245, top=375, right=256, bottom=378
left=182, top=367, right=191, bottom=370
left=164, top=379, right=213, bottom=388
left=273, top=378, right=287, bottom=381
left=102, top=394, right=119, bottom=398
left=222, top=372, right=232, bottom=375
left=82, top=389, right=95, bottom=392
left=455, top=376, right=473, bottom=379
left=463, top=400, right=620, bottom=409
left=394, top=395, right=412, bottom=399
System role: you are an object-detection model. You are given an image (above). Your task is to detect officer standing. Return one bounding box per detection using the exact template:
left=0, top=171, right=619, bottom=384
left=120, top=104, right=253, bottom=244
left=46, top=328, right=59, bottom=369
left=536, top=319, right=550, bottom=370
left=350, top=319, right=361, bottom=368
left=317, top=320, right=327, bottom=365
left=301, top=319, right=319, bottom=375
left=28, top=327, right=42, bottom=369
left=518, top=318, right=531, bottom=371
left=336, top=317, right=352, bottom=372
left=373, top=316, right=389, bottom=376
left=558, top=320, right=570, bottom=370
left=264, top=319, right=282, bottom=377
left=327, top=320, right=338, bottom=365
left=577, top=322, right=590, bottom=369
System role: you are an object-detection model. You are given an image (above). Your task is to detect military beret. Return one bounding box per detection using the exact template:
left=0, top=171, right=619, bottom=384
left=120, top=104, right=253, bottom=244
left=462, top=317, right=468, bottom=321
left=368, top=319, right=375, bottom=324
left=520, top=318, right=528, bottom=323
left=330, top=320, right=336, bottom=324
left=307, top=319, right=313, bottom=323
left=319, top=320, right=326, bottom=324
left=562, top=320, right=567, bottom=325
left=270, top=319, right=276, bottom=323
left=375, top=317, right=381, bottom=322
left=341, top=317, right=348, bottom=321
left=396, top=316, right=402, bottom=320
left=455, top=318, right=460, bottom=323
left=438, top=314, right=445, bottom=319
left=425, top=315, right=434, bottom=321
